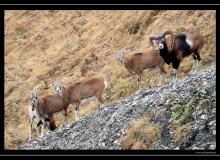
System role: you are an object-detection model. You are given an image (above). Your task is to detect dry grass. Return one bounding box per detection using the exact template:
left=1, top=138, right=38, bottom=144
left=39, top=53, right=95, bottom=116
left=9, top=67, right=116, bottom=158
left=174, top=124, right=191, bottom=145
left=120, top=116, right=160, bottom=150
left=4, top=10, right=216, bottom=149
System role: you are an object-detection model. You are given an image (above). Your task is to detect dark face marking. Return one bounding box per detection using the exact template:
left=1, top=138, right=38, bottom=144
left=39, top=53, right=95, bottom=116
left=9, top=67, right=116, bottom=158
left=37, top=120, right=43, bottom=127
left=30, top=92, right=38, bottom=103
left=52, top=82, right=63, bottom=96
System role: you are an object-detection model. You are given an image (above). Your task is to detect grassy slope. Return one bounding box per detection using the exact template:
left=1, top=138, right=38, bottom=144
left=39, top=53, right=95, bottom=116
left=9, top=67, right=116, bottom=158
left=4, top=10, right=216, bottom=149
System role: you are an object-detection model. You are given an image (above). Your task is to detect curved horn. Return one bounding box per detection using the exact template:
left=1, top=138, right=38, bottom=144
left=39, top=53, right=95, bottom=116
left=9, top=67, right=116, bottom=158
left=161, top=30, right=174, bottom=37
left=49, top=83, right=54, bottom=88
left=29, top=93, right=33, bottom=98
left=161, top=30, right=175, bottom=52
left=120, top=49, right=125, bottom=55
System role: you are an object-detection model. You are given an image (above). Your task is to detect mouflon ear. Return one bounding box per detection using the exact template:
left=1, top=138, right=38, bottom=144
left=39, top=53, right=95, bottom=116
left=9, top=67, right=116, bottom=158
left=149, top=36, right=157, bottom=46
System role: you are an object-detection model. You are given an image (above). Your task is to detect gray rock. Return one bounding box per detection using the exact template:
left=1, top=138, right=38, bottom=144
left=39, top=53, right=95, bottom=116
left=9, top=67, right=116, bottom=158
left=101, top=142, right=105, bottom=147
left=113, top=140, right=119, bottom=144
left=201, top=114, right=208, bottom=120
left=208, top=120, right=216, bottom=126
left=212, top=130, right=216, bottom=135
left=197, top=110, right=203, bottom=116
left=209, top=144, right=216, bottom=150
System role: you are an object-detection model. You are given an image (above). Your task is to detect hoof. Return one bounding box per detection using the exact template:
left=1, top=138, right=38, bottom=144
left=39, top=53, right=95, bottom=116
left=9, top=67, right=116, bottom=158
left=66, top=124, right=71, bottom=129
left=171, top=75, right=177, bottom=82
left=99, top=105, right=105, bottom=109
left=61, top=125, right=65, bottom=129
left=171, top=79, right=177, bottom=83
left=135, top=90, right=141, bottom=94
left=189, top=68, right=197, bottom=75
left=58, top=127, right=63, bottom=131
left=189, top=70, right=194, bottom=75
left=193, top=70, right=197, bottom=74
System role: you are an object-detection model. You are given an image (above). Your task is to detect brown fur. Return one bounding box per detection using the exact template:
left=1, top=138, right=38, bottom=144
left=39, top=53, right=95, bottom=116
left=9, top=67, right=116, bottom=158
left=63, top=77, right=105, bottom=107
left=122, top=47, right=166, bottom=89
left=185, top=32, right=204, bottom=51
left=126, top=47, right=166, bottom=74
left=36, top=93, right=69, bottom=129
left=39, top=94, right=69, bottom=114
left=57, top=76, right=106, bottom=121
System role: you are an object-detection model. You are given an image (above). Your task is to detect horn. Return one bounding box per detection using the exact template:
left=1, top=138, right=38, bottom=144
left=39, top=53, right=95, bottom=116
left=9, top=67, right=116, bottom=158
left=34, top=90, right=39, bottom=96
left=29, top=93, right=33, bottom=98
left=161, top=31, right=175, bottom=52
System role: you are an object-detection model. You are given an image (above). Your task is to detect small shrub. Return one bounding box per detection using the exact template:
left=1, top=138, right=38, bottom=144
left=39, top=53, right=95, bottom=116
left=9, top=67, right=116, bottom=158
left=171, top=104, right=185, bottom=120
left=179, top=97, right=197, bottom=124
left=121, top=116, right=160, bottom=150
left=64, top=43, right=72, bottom=50
left=174, top=124, right=191, bottom=145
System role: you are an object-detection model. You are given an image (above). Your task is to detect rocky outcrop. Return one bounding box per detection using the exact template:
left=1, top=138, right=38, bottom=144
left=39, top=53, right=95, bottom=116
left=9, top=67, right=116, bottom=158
left=19, top=64, right=216, bottom=150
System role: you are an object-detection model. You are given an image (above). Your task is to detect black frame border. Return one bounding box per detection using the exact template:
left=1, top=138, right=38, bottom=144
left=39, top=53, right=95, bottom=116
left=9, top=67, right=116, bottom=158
left=1, top=4, right=218, bottom=156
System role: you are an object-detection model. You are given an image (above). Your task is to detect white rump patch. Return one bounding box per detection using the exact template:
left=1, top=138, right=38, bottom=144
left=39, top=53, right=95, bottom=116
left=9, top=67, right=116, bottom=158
left=104, top=80, right=108, bottom=89
left=186, top=39, right=193, bottom=47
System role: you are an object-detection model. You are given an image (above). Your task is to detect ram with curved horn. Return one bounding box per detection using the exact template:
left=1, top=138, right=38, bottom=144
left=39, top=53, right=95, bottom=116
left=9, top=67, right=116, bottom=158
left=149, top=30, right=204, bottom=81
